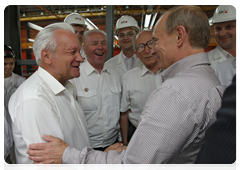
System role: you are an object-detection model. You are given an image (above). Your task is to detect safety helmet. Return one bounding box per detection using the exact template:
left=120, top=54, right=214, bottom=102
left=212, top=5, right=236, bottom=24
left=4, top=45, right=15, bottom=58
left=64, top=13, right=87, bottom=29
left=115, top=15, right=140, bottom=35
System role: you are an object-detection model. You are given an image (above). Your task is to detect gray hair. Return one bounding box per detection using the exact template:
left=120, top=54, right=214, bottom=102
left=132, top=29, right=153, bottom=50
left=33, top=22, right=75, bottom=65
left=163, top=5, right=211, bottom=49
left=83, top=29, right=107, bottom=44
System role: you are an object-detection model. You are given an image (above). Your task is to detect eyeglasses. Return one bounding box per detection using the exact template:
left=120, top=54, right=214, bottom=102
left=135, top=39, right=153, bottom=53
left=118, top=31, right=136, bottom=39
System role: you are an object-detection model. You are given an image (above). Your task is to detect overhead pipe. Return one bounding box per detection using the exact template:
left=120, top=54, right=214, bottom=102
left=117, top=5, right=123, bottom=16
left=35, top=5, right=63, bottom=21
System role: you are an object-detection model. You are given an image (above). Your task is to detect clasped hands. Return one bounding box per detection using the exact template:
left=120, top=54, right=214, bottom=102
left=26, top=134, right=127, bottom=164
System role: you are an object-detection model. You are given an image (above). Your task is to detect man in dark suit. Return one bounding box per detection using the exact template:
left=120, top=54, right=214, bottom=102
left=195, top=75, right=236, bottom=164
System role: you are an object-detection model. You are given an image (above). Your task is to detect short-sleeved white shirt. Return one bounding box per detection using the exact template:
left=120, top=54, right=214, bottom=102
left=70, top=61, right=122, bottom=148
left=120, top=65, right=162, bottom=127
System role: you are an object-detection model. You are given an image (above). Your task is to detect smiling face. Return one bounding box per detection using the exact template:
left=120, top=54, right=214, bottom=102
left=214, top=20, right=236, bottom=51
left=117, top=27, right=136, bottom=51
left=4, top=57, right=15, bottom=78
left=48, top=29, right=84, bottom=84
left=134, top=31, right=158, bottom=68
left=83, top=31, right=108, bottom=70
left=152, top=13, right=178, bottom=70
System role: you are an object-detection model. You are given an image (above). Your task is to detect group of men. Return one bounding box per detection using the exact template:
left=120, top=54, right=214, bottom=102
left=5, top=5, right=236, bottom=164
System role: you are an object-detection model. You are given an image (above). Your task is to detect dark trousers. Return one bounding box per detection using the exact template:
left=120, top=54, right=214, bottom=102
left=4, top=155, right=13, bottom=170
left=94, top=137, right=119, bottom=151
left=127, top=120, right=136, bottom=143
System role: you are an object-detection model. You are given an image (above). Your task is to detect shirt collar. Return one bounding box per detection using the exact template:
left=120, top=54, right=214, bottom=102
left=161, top=53, right=210, bottom=83
left=84, top=60, right=110, bottom=76
left=38, top=66, right=70, bottom=95
left=218, top=45, right=234, bottom=58
left=121, top=50, right=137, bottom=61
left=140, top=65, right=151, bottom=76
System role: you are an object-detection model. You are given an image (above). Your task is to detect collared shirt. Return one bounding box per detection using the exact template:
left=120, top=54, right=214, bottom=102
left=105, top=51, right=143, bottom=85
left=121, top=64, right=162, bottom=127
left=4, top=72, right=25, bottom=127
left=215, top=57, right=236, bottom=87
left=62, top=52, right=224, bottom=164
left=9, top=67, right=91, bottom=164
left=70, top=61, right=122, bottom=148
left=4, top=106, right=13, bottom=160
left=207, top=45, right=234, bottom=70
left=121, top=51, right=137, bottom=71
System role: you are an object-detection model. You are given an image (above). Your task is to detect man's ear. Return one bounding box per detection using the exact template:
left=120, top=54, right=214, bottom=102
left=175, top=26, right=186, bottom=47
left=134, top=49, right=139, bottom=58
left=41, top=49, right=52, bottom=64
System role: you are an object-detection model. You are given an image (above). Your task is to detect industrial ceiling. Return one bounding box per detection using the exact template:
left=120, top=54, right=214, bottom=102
left=19, top=5, right=218, bottom=31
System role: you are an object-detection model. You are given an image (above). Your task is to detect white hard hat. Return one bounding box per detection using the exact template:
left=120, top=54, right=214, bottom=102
left=115, top=15, right=140, bottom=35
left=212, top=5, right=236, bottom=24
left=64, top=13, right=87, bottom=28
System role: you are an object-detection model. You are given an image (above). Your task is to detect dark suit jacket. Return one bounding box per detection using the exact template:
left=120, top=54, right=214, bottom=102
left=195, top=75, right=236, bottom=164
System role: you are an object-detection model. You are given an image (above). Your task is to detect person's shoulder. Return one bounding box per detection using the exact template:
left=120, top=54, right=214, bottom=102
left=125, top=66, right=141, bottom=76
left=105, top=54, right=121, bottom=65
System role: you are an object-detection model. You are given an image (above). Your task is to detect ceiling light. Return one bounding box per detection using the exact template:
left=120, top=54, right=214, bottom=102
left=86, top=18, right=98, bottom=30
left=28, top=22, right=43, bottom=31
left=28, top=38, right=35, bottom=42
left=114, top=35, right=118, bottom=41
left=149, top=13, right=158, bottom=29
left=144, top=14, right=151, bottom=28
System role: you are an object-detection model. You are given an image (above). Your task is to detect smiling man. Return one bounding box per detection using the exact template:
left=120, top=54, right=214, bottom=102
left=105, top=15, right=142, bottom=84
left=8, top=23, right=91, bottom=163
left=208, top=5, right=236, bottom=69
left=27, top=6, right=224, bottom=164
left=207, top=5, right=236, bottom=87
left=120, top=29, right=162, bottom=145
left=70, top=29, right=122, bottom=151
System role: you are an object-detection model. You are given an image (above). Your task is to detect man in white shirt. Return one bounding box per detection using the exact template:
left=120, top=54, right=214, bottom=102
left=26, top=6, right=223, bottom=164
left=215, top=57, right=236, bottom=87
left=207, top=5, right=236, bottom=86
left=120, top=29, right=162, bottom=145
left=4, top=44, right=26, bottom=163
left=70, top=29, right=122, bottom=151
left=8, top=23, right=91, bottom=163
left=64, top=12, right=88, bottom=62
left=105, top=15, right=142, bottom=84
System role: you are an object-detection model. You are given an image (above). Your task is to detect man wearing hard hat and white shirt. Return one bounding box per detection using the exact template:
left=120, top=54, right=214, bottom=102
left=105, top=15, right=143, bottom=84
left=208, top=5, right=236, bottom=87
left=64, top=13, right=88, bottom=62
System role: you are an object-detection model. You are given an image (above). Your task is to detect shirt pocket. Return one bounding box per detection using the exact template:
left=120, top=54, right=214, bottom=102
left=77, top=90, right=98, bottom=111
left=108, top=86, right=121, bottom=107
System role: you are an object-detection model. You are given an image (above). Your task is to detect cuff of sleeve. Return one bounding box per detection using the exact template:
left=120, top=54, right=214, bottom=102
left=62, top=146, right=81, bottom=164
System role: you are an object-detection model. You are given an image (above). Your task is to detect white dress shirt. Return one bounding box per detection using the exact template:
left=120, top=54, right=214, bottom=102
left=215, top=57, right=236, bottom=87
left=62, top=53, right=224, bottom=164
left=121, top=65, right=162, bottom=127
left=9, top=67, right=91, bottom=164
left=70, top=61, right=122, bottom=148
left=4, top=106, right=13, bottom=160
left=207, top=45, right=234, bottom=70
left=105, top=51, right=143, bottom=85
